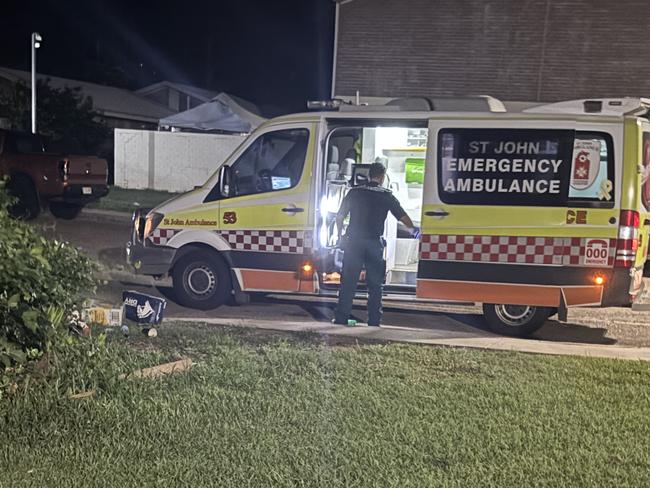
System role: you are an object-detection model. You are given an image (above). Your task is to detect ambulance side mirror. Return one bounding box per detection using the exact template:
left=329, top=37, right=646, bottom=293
left=218, top=165, right=232, bottom=198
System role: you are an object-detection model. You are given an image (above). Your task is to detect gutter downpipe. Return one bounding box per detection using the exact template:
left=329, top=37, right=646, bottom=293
left=330, top=1, right=341, bottom=99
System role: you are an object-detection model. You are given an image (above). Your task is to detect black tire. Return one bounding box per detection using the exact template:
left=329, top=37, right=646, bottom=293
left=6, top=174, right=40, bottom=220
left=172, top=250, right=232, bottom=310
left=482, top=303, right=552, bottom=337
left=49, top=202, right=83, bottom=220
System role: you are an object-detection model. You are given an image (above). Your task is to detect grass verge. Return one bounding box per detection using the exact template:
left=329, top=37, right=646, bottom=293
left=1, top=322, right=650, bottom=487
left=87, top=186, right=179, bottom=213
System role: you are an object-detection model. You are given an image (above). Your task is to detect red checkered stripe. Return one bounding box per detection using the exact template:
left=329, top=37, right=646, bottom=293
left=219, top=230, right=313, bottom=254
left=420, top=235, right=617, bottom=266
left=149, top=228, right=181, bottom=246
left=565, top=237, right=617, bottom=266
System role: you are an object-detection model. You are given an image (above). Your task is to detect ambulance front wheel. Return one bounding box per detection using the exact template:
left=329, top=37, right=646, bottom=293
left=482, top=304, right=551, bottom=337
left=172, top=250, right=232, bottom=310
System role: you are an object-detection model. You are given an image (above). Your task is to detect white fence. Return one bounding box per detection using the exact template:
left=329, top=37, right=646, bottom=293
left=114, top=129, right=246, bottom=192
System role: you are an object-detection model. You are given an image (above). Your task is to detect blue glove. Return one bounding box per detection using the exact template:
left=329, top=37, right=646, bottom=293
left=411, top=226, right=421, bottom=239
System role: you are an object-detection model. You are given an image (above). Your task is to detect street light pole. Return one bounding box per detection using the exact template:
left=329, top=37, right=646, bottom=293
left=31, top=32, right=42, bottom=134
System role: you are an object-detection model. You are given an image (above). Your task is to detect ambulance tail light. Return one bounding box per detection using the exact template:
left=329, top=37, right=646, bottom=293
left=615, top=210, right=640, bottom=268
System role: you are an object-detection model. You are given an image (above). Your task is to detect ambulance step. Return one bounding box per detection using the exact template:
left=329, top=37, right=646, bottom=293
left=386, top=270, right=417, bottom=286
left=319, top=283, right=416, bottom=295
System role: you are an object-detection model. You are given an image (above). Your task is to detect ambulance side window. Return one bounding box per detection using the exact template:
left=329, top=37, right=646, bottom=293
left=568, top=132, right=614, bottom=208
left=228, top=128, right=309, bottom=197
left=437, top=128, right=574, bottom=206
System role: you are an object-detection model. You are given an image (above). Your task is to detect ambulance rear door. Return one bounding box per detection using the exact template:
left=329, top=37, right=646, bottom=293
left=629, top=117, right=650, bottom=294
left=417, top=117, right=620, bottom=308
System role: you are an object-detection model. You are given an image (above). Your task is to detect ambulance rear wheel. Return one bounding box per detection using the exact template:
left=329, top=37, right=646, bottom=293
left=482, top=304, right=551, bottom=337
left=172, top=251, right=231, bottom=310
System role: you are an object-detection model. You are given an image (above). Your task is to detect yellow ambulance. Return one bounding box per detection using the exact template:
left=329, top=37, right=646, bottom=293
left=127, top=97, right=650, bottom=336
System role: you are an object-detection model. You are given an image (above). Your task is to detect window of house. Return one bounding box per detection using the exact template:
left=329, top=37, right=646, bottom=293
left=229, top=128, right=309, bottom=197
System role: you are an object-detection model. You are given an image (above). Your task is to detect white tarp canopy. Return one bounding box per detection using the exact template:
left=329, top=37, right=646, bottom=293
left=159, top=93, right=266, bottom=133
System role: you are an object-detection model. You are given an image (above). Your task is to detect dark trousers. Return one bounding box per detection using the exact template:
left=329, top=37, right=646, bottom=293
left=334, top=237, right=385, bottom=326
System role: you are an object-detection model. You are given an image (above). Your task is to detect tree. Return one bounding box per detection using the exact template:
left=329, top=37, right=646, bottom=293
left=0, top=79, right=109, bottom=154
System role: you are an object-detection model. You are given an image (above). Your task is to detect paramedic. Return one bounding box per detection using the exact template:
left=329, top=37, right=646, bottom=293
left=333, top=162, right=420, bottom=326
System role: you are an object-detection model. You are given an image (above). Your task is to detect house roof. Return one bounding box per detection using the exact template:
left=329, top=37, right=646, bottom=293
left=135, top=81, right=218, bottom=103
left=0, top=67, right=174, bottom=123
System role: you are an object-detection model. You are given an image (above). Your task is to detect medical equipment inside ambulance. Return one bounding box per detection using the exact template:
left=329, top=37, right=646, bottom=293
left=320, top=126, right=427, bottom=287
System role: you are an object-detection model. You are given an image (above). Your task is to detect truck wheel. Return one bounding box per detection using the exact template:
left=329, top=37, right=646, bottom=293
left=49, top=202, right=82, bottom=220
left=172, top=250, right=232, bottom=310
left=482, top=303, right=551, bottom=337
left=6, top=175, right=40, bottom=220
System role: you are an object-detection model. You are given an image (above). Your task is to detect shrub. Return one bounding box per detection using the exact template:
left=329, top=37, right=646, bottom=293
left=0, top=180, right=96, bottom=368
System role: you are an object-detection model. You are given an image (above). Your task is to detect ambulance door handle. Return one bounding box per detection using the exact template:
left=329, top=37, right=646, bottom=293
left=645, top=218, right=650, bottom=226
left=425, top=210, right=450, bottom=217
left=282, top=207, right=304, bottom=213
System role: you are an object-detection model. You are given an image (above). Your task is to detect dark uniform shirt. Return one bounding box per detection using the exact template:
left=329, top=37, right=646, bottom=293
left=338, top=182, right=407, bottom=240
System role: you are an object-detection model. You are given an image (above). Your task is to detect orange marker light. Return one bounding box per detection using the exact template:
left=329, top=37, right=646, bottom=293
left=594, top=275, right=605, bottom=286
left=301, top=263, right=313, bottom=273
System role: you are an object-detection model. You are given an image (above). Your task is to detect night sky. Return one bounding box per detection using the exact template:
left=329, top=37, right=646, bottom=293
left=1, top=0, right=335, bottom=115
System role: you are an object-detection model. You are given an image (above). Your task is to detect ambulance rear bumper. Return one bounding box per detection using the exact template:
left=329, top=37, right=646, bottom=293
left=601, top=267, right=636, bottom=307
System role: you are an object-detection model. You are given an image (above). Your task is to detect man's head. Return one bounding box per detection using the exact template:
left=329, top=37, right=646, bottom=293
left=368, top=162, right=386, bottom=184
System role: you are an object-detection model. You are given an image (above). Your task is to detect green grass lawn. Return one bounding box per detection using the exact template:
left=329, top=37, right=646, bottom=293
left=87, top=186, right=180, bottom=213
left=2, top=323, right=650, bottom=487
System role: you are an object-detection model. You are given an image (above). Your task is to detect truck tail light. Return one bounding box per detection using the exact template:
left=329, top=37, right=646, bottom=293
left=59, top=160, right=69, bottom=182
left=615, top=210, right=639, bottom=268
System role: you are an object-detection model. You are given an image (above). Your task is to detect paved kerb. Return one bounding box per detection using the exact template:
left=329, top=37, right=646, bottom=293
left=172, top=316, right=650, bottom=361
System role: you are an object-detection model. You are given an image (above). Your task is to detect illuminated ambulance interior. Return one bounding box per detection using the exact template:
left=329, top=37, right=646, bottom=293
left=320, top=125, right=427, bottom=288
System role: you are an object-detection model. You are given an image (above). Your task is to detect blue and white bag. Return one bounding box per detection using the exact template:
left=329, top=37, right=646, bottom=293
left=122, top=290, right=166, bottom=325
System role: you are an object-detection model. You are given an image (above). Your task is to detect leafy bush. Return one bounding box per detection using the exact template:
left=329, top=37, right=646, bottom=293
left=0, top=180, right=96, bottom=368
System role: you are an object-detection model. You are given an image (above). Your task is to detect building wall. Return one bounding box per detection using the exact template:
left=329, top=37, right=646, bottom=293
left=335, top=0, right=650, bottom=102
left=114, top=129, right=246, bottom=192
left=145, top=88, right=170, bottom=108
left=139, top=87, right=204, bottom=112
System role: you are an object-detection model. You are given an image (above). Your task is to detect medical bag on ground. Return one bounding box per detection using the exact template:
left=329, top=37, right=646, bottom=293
left=122, top=290, right=167, bottom=325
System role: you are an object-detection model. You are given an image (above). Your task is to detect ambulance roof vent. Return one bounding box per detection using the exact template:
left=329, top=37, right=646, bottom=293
left=384, top=96, right=507, bottom=112
left=415, top=95, right=506, bottom=113
left=523, top=98, right=650, bottom=116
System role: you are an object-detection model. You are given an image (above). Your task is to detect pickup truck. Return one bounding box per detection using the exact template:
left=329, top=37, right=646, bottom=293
left=0, top=129, right=109, bottom=219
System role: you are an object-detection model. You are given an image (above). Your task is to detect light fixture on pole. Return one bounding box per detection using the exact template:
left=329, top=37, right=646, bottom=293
left=31, top=32, right=42, bottom=134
